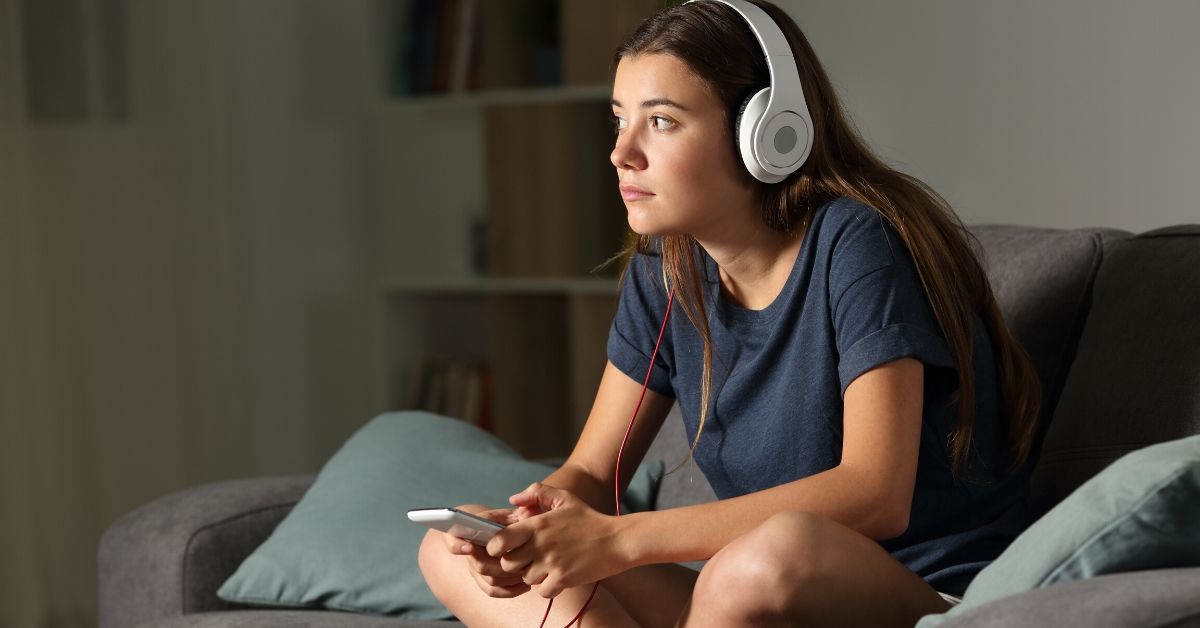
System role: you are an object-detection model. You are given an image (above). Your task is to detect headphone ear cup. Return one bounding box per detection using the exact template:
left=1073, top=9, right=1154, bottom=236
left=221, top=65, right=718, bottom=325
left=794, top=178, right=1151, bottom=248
left=734, top=91, right=756, bottom=147
left=736, top=88, right=779, bottom=183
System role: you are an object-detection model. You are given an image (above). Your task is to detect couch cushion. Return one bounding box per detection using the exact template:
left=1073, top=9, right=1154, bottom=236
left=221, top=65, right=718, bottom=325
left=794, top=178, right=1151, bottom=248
left=970, top=226, right=1129, bottom=454
left=914, top=434, right=1200, bottom=627
left=1032, top=226, right=1200, bottom=516
left=960, top=435, right=1200, bottom=608
left=916, top=567, right=1200, bottom=628
left=216, top=412, right=661, bottom=619
left=217, top=413, right=551, bottom=619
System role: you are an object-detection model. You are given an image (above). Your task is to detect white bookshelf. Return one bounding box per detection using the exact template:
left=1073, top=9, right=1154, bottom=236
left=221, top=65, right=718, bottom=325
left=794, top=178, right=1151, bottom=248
left=371, top=81, right=622, bottom=459
left=368, top=0, right=658, bottom=457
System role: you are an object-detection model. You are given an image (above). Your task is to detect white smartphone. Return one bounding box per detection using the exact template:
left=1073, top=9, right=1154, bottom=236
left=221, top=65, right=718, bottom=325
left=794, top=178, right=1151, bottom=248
left=407, top=507, right=506, bottom=545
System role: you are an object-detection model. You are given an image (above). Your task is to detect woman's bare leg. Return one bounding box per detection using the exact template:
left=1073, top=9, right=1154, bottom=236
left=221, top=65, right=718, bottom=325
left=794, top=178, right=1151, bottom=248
left=422, top=507, right=948, bottom=627
left=677, top=511, right=952, bottom=628
left=599, top=563, right=700, bottom=628
left=419, top=529, right=698, bottom=628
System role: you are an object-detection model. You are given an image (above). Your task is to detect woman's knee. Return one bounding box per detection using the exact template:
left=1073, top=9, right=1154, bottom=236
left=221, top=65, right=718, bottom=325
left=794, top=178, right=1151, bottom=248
left=417, top=529, right=444, bottom=578
left=418, top=528, right=462, bottom=606
left=693, top=511, right=836, bottom=619
left=719, top=511, right=834, bottom=584
left=418, top=504, right=495, bottom=604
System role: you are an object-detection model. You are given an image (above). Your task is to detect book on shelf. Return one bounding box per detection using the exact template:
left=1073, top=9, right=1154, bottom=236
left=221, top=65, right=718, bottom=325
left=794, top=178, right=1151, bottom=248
left=410, top=356, right=493, bottom=431
left=448, top=0, right=479, bottom=92
left=394, top=0, right=481, bottom=96
left=395, top=0, right=596, bottom=97
left=560, top=0, right=669, bottom=85
left=484, top=102, right=580, bottom=277
left=477, top=0, right=562, bottom=90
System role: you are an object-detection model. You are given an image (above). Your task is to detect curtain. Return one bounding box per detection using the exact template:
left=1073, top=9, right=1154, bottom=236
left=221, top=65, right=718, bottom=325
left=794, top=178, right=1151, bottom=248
left=0, top=1, right=380, bottom=624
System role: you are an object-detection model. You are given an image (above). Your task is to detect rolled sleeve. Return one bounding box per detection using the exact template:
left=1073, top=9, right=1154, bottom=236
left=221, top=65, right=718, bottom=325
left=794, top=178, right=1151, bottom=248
left=607, top=324, right=675, bottom=397
left=837, top=322, right=955, bottom=395
left=832, top=249, right=956, bottom=396
left=606, top=253, right=676, bottom=398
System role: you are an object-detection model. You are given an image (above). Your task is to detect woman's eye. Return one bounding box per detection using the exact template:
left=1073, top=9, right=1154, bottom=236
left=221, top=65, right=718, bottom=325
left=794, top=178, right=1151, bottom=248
left=650, top=115, right=675, bottom=131
left=611, top=114, right=627, bottom=133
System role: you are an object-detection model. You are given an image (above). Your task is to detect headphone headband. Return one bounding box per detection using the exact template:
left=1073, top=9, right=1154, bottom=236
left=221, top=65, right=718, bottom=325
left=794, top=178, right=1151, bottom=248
left=684, top=0, right=814, bottom=183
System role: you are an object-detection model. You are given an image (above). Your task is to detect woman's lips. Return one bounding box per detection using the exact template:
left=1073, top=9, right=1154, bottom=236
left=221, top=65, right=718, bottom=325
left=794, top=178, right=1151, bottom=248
left=620, top=184, right=655, bottom=201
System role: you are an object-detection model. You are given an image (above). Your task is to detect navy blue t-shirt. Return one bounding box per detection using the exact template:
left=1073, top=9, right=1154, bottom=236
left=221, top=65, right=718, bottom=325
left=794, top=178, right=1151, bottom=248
left=607, top=196, right=1030, bottom=595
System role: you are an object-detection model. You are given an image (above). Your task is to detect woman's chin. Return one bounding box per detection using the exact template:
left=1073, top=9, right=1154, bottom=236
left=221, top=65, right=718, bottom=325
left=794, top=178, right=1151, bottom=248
left=626, top=211, right=681, bottom=237
left=627, top=223, right=681, bottom=237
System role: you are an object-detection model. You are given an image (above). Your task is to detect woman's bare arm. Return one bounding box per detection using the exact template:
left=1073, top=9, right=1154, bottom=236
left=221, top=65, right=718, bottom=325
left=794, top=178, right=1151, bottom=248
left=612, top=357, right=925, bottom=566
left=539, top=361, right=676, bottom=515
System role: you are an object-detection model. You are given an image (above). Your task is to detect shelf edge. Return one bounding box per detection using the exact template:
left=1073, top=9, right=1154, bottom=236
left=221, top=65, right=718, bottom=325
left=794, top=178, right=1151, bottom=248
left=381, top=277, right=619, bottom=296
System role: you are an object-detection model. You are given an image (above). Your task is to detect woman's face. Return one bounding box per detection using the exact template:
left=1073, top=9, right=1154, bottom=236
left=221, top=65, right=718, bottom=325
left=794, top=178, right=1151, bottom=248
left=610, top=53, right=756, bottom=238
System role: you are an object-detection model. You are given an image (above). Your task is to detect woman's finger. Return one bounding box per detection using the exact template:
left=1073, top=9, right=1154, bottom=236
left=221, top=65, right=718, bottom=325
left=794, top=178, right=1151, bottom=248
left=464, top=547, right=498, bottom=574
left=482, top=569, right=526, bottom=586
left=534, top=575, right=564, bottom=599
left=463, top=552, right=527, bottom=596
left=466, top=561, right=529, bottom=597
left=508, top=482, right=570, bottom=512
left=508, top=482, right=542, bottom=508
left=475, top=507, right=518, bottom=525
left=465, top=546, right=523, bottom=581
left=480, top=571, right=526, bottom=587
left=498, top=549, right=531, bottom=574
left=479, top=580, right=530, bottom=599
left=486, top=519, right=533, bottom=557
left=523, top=567, right=548, bottom=587
left=444, top=535, right=475, bottom=555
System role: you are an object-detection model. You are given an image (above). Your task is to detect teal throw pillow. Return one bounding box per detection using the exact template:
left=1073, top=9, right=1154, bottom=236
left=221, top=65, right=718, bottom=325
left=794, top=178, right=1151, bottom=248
left=917, top=434, right=1200, bottom=627
left=218, top=411, right=664, bottom=619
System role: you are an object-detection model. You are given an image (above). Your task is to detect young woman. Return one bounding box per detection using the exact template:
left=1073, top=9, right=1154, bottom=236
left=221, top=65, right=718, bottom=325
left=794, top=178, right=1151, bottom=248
left=419, top=1, right=1040, bottom=626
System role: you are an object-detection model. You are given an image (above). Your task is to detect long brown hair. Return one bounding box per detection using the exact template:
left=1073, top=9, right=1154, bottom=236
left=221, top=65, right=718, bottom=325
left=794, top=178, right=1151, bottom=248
left=614, top=0, right=1040, bottom=479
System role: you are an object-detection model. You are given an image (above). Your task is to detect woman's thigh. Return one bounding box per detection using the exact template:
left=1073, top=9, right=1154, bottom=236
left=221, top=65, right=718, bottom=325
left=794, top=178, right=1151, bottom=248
left=600, top=562, right=700, bottom=628
left=682, top=511, right=952, bottom=628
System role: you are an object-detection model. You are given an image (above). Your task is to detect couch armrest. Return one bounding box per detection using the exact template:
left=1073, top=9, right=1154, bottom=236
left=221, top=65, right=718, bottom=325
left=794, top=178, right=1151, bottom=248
left=934, top=568, right=1200, bottom=627
left=98, top=474, right=316, bottom=628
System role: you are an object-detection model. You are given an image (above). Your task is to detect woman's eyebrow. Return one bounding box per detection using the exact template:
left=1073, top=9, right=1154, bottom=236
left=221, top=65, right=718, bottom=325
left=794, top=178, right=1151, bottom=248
left=610, top=97, right=690, bottom=111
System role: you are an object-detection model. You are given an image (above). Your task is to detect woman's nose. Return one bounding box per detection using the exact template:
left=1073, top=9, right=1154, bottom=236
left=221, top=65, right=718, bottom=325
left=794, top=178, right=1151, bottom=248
left=610, top=129, right=646, bottom=171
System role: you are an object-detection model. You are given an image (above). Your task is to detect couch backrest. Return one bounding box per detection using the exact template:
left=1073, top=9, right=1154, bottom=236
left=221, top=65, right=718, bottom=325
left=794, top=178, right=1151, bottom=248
left=971, top=226, right=1130, bottom=442
left=1030, top=226, right=1200, bottom=516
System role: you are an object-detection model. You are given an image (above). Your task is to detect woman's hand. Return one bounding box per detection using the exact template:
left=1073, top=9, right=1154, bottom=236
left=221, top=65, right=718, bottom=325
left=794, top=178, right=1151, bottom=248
left=487, top=483, right=629, bottom=599
left=440, top=506, right=529, bottom=598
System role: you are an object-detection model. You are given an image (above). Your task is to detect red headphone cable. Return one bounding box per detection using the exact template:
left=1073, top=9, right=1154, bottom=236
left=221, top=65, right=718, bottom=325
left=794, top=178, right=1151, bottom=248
left=535, top=288, right=675, bottom=628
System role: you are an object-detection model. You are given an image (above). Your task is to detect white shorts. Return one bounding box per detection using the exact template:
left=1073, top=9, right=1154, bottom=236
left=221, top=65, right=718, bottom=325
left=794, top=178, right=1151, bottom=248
left=937, top=591, right=963, bottom=607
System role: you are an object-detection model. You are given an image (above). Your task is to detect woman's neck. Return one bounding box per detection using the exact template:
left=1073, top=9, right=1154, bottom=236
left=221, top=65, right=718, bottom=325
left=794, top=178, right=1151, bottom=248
left=697, top=222, right=806, bottom=311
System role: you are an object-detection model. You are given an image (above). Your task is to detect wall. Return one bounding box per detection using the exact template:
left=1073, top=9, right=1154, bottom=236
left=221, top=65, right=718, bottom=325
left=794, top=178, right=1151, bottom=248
left=778, top=0, right=1200, bottom=232
left=0, top=1, right=382, bottom=624
left=0, top=0, right=42, bottom=624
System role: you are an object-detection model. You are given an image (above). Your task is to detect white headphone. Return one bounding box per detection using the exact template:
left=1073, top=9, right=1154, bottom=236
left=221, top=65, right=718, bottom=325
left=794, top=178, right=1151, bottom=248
left=685, top=0, right=814, bottom=183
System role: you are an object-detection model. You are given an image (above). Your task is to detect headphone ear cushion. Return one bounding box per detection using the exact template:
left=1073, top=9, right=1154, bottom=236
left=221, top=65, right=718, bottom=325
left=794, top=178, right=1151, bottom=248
left=736, top=88, right=775, bottom=181
left=734, top=91, right=755, bottom=146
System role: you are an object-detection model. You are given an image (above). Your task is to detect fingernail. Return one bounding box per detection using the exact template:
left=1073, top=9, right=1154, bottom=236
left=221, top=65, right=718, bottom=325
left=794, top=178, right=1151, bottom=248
left=460, top=544, right=471, bottom=553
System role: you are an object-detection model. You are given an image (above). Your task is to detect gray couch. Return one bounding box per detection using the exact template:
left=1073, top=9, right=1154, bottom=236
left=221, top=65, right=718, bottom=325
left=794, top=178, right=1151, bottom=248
left=99, top=224, right=1200, bottom=627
